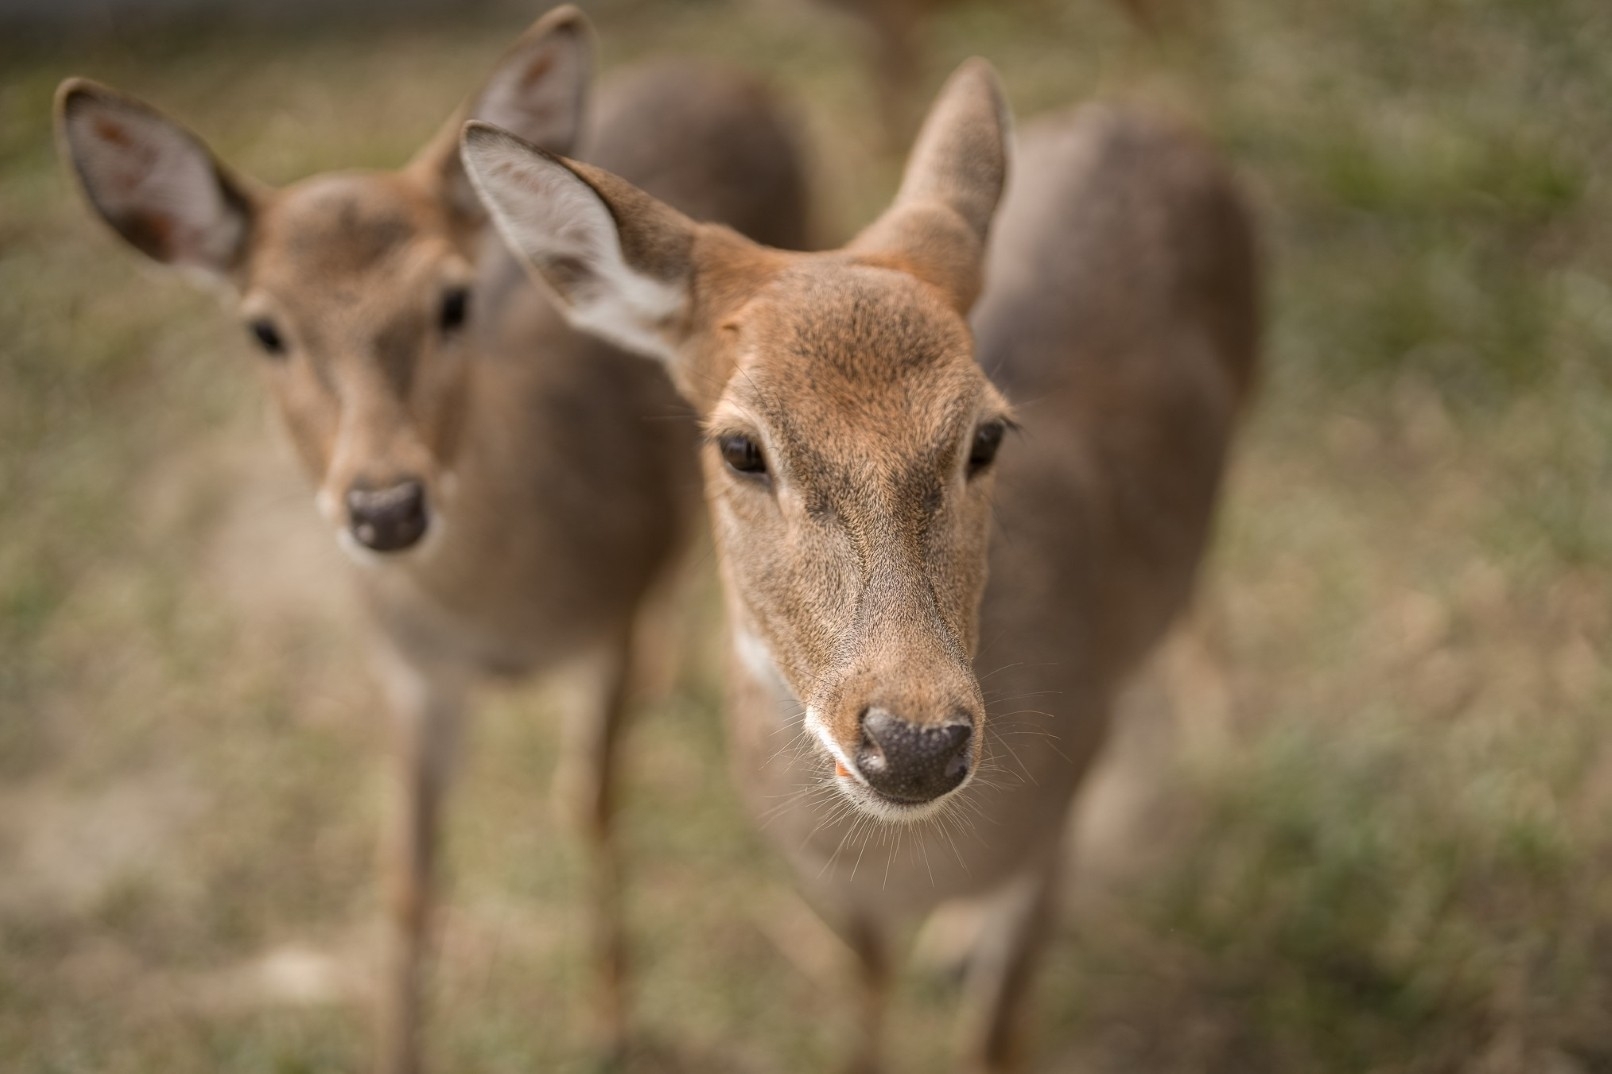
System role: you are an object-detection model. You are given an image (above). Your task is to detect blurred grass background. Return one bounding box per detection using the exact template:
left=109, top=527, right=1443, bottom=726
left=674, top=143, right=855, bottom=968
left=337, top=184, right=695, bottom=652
left=2, top=0, right=1610, bottom=1070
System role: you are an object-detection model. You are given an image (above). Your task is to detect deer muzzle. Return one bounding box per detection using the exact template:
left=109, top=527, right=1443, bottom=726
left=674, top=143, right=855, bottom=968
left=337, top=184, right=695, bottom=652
left=346, top=478, right=430, bottom=553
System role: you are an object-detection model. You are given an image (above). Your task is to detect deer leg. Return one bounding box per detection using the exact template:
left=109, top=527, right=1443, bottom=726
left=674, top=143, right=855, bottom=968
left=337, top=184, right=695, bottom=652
left=852, top=916, right=893, bottom=1074
left=554, top=634, right=636, bottom=1062
left=373, top=648, right=466, bottom=1074
left=959, top=855, right=1062, bottom=1074
left=812, top=906, right=890, bottom=1074
left=869, top=2, right=923, bottom=152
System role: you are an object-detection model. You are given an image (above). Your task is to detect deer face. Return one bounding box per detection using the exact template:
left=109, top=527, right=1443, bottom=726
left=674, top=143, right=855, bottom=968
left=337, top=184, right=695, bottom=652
left=55, top=6, right=592, bottom=562
left=705, top=265, right=1011, bottom=814
left=238, top=173, right=476, bottom=557
left=463, top=59, right=1013, bottom=817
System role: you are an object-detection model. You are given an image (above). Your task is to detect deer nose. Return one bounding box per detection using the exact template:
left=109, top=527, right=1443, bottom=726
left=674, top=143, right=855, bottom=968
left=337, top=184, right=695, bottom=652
left=854, top=708, right=973, bottom=803
left=346, top=479, right=428, bottom=553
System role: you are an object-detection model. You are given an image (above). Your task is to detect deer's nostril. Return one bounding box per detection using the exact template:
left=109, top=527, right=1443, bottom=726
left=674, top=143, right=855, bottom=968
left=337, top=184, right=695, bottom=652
left=346, top=479, right=429, bottom=553
left=856, top=729, right=889, bottom=776
left=853, top=707, right=973, bottom=803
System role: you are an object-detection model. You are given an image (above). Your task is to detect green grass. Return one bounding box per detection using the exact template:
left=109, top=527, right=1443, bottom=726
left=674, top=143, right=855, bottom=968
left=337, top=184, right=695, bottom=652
left=2, top=0, right=1610, bottom=1071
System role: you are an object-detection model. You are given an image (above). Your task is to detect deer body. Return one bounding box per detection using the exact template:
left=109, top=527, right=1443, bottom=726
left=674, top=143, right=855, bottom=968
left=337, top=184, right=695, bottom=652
left=721, top=108, right=1257, bottom=1069
left=462, top=59, right=1256, bottom=1073
left=56, top=11, right=807, bottom=1072
left=815, top=0, right=1173, bottom=144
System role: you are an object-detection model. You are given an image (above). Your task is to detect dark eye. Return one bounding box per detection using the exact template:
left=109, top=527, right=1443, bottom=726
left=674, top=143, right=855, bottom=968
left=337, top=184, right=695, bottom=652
left=967, top=420, right=1006, bottom=477
left=718, top=433, right=767, bottom=478
left=248, top=318, right=286, bottom=357
left=439, top=287, right=470, bottom=333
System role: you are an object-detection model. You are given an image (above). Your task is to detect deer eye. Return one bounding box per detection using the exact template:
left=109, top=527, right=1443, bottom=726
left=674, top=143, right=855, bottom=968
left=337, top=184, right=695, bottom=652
left=718, top=433, right=767, bottom=478
left=248, top=318, right=286, bottom=357
left=439, top=287, right=470, bottom=334
left=967, top=420, right=1006, bottom=477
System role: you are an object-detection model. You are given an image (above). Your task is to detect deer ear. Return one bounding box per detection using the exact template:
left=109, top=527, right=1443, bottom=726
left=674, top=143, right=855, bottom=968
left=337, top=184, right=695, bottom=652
left=416, top=5, right=592, bottom=219
left=850, top=58, right=1010, bottom=314
left=459, top=121, right=695, bottom=362
left=55, top=78, right=258, bottom=283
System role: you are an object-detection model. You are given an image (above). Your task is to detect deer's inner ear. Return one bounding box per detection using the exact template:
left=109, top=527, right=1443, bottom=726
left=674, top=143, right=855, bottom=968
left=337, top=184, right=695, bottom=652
left=417, top=7, right=592, bottom=218
left=459, top=125, right=695, bottom=366
left=58, top=82, right=256, bottom=279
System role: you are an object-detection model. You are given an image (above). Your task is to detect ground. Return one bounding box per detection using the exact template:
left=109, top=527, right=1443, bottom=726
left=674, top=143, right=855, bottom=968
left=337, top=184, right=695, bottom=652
left=1, top=0, right=1609, bottom=1071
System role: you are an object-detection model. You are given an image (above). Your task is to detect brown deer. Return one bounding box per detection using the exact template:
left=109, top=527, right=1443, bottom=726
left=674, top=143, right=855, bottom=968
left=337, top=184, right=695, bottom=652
left=815, top=0, right=1187, bottom=145
left=461, top=55, right=1258, bottom=1071
left=53, top=7, right=808, bottom=1071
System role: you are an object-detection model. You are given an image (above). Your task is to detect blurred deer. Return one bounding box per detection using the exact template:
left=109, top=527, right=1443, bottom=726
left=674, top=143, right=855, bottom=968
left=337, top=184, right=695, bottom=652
left=818, top=0, right=1186, bottom=145
left=462, top=54, right=1257, bottom=1071
left=54, top=7, right=807, bottom=1071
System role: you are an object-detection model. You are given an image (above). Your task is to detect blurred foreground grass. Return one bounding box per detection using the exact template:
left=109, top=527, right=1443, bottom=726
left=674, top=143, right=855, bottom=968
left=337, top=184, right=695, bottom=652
left=1, top=0, right=1610, bottom=1071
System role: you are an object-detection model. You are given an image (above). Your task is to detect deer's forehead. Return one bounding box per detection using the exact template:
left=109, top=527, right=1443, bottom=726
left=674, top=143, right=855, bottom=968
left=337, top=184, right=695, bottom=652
left=256, top=174, right=439, bottom=280
left=738, top=360, right=981, bottom=450
left=750, top=264, right=973, bottom=380
left=730, top=267, right=985, bottom=449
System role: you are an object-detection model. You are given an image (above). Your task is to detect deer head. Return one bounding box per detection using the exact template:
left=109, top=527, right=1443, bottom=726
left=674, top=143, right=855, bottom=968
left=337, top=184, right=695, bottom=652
left=56, top=6, right=594, bottom=562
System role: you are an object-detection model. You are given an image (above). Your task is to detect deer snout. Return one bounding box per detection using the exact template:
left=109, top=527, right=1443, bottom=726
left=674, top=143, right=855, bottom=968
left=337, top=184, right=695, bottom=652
left=853, top=707, right=973, bottom=804
left=346, top=478, right=429, bottom=553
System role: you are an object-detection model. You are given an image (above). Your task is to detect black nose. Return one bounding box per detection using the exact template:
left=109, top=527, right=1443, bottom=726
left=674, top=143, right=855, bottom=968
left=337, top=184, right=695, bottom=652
left=346, top=479, right=428, bottom=552
left=854, top=708, right=973, bottom=804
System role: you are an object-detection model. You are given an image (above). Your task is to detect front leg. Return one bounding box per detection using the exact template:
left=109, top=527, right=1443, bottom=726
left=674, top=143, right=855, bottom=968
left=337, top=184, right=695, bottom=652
left=552, top=632, right=636, bottom=1063
left=372, top=644, right=466, bottom=1074
left=959, top=854, right=1062, bottom=1074
left=842, top=912, right=893, bottom=1074
left=791, top=896, right=892, bottom=1074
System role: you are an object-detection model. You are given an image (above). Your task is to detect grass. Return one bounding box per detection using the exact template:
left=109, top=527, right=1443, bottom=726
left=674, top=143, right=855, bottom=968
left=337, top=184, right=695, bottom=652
left=1, top=0, right=1609, bottom=1070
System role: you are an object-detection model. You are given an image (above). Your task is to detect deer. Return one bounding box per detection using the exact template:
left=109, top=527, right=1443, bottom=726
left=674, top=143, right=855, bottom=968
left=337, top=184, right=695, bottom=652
left=460, top=54, right=1258, bottom=1072
left=812, top=0, right=1186, bottom=146
left=53, top=7, right=808, bottom=1072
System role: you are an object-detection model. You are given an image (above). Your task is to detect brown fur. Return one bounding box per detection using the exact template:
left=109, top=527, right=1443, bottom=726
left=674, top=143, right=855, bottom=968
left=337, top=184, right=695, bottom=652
left=54, top=8, right=808, bottom=1073
left=465, top=55, right=1258, bottom=1072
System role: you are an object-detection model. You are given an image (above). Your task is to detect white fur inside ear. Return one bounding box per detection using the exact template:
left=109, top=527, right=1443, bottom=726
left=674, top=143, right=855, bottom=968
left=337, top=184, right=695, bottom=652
left=64, top=97, right=245, bottom=275
left=463, top=137, right=684, bottom=362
